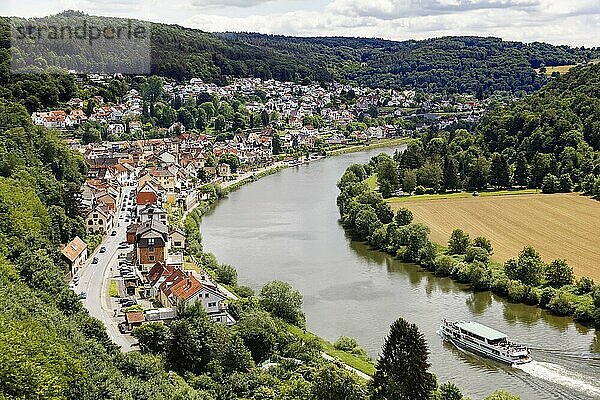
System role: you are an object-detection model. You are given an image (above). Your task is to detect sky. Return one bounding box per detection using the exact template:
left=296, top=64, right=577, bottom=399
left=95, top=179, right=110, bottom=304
left=3, top=0, right=600, bottom=47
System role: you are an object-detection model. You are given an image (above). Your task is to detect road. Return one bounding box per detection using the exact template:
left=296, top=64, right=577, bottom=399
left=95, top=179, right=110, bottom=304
left=76, top=182, right=138, bottom=352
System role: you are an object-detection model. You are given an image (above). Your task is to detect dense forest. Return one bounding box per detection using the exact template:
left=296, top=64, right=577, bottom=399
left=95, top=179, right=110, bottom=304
left=367, top=63, right=600, bottom=198
left=3, top=11, right=600, bottom=96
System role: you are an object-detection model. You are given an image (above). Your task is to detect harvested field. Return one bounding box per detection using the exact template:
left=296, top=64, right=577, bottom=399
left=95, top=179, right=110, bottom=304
left=390, top=193, right=600, bottom=280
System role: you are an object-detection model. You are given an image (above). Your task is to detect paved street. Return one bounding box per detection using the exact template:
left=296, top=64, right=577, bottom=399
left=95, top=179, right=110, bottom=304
left=76, top=183, right=138, bottom=352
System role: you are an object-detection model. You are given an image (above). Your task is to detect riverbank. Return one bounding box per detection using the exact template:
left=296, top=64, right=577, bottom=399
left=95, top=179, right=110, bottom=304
left=179, top=145, right=413, bottom=379
left=326, top=137, right=409, bottom=156
left=337, top=163, right=600, bottom=330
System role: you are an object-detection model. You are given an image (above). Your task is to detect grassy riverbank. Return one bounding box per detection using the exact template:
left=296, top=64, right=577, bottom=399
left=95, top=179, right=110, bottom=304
left=285, top=324, right=376, bottom=377
left=387, top=188, right=539, bottom=203
left=326, top=137, right=409, bottom=156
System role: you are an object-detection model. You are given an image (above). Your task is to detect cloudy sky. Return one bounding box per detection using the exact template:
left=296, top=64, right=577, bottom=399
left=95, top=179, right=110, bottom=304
left=3, top=0, right=599, bottom=46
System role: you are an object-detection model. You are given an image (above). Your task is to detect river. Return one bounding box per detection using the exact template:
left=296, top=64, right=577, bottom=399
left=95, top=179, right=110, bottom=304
left=201, top=146, right=600, bottom=400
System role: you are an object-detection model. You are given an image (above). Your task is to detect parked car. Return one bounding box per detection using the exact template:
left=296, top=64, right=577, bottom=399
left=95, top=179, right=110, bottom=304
left=73, top=276, right=80, bottom=283
left=111, top=230, right=117, bottom=236
left=79, top=292, right=87, bottom=299
left=99, top=246, right=106, bottom=253
left=118, top=243, right=129, bottom=249
left=92, top=257, right=99, bottom=264
left=121, top=300, right=137, bottom=307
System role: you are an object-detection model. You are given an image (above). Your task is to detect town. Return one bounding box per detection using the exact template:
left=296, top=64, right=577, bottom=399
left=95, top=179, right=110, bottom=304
left=27, top=72, right=490, bottom=347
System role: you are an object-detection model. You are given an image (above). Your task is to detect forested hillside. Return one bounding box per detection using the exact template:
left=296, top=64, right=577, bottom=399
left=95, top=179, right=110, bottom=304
left=477, top=62, right=600, bottom=193
left=2, top=11, right=599, bottom=96
left=223, top=33, right=599, bottom=94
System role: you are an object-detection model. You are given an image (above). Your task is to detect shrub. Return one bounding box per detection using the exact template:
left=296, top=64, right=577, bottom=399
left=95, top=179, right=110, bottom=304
left=465, top=246, right=490, bottom=263
left=469, top=262, right=492, bottom=291
left=434, top=255, right=456, bottom=277
left=524, top=286, right=541, bottom=305
left=506, top=280, right=527, bottom=303
left=573, top=303, right=595, bottom=324
left=334, top=336, right=359, bottom=352
left=215, top=264, right=238, bottom=286
left=539, top=287, right=557, bottom=308
left=415, top=185, right=426, bottom=195
left=547, top=291, right=576, bottom=316
left=491, top=274, right=511, bottom=297
left=559, top=174, right=573, bottom=193
left=451, top=262, right=471, bottom=283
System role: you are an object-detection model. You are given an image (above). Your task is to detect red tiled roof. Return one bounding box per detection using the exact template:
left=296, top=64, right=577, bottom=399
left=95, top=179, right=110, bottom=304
left=136, top=192, right=158, bottom=206
left=125, top=311, right=145, bottom=324
left=170, top=276, right=202, bottom=301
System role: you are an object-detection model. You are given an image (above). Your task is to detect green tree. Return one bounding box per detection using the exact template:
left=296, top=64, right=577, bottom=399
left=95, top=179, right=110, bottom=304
left=141, top=76, right=163, bottom=104
left=133, top=322, right=169, bottom=355
left=377, top=159, right=400, bottom=198
left=513, top=152, right=530, bottom=187
left=372, top=318, right=436, bottom=400
left=311, top=364, right=368, bottom=400
left=505, top=246, right=545, bottom=286
left=472, top=236, right=493, bottom=255
left=235, top=310, right=278, bottom=363
left=544, top=259, right=574, bottom=288
left=443, top=156, right=460, bottom=192
left=215, top=264, right=238, bottom=286
left=439, top=382, right=463, bottom=400
left=448, top=229, right=470, bottom=255
left=541, top=174, right=560, bottom=193
left=489, top=153, right=511, bottom=189
left=395, top=208, right=413, bottom=226
left=484, top=390, right=521, bottom=400
left=402, top=170, right=417, bottom=194
left=354, top=206, right=383, bottom=241
left=219, top=153, right=241, bottom=173
left=214, top=115, right=226, bottom=131
left=272, top=134, right=283, bottom=155
left=259, top=280, right=305, bottom=327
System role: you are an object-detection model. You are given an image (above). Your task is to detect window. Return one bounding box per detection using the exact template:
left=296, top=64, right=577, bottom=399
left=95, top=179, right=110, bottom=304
left=208, top=302, right=216, bottom=308
left=205, top=293, right=209, bottom=298
left=88, top=220, right=94, bottom=225
left=148, top=238, right=155, bottom=245
left=149, top=256, right=155, bottom=261
left=93, top=214, right=98, bottom=218
left=174, top=241, right=182, bottom=247
left=149, top=246, right=155, bottom=253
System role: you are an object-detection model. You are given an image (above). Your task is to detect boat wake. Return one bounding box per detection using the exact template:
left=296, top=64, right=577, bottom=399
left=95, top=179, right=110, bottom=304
left=515, top=360, right=600, bottom=398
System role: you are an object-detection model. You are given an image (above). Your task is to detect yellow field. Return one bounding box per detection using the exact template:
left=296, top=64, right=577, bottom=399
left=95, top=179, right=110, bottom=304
left=390, top=193, right=600, bottom=280
left=536, top=64, right=577, bottom=75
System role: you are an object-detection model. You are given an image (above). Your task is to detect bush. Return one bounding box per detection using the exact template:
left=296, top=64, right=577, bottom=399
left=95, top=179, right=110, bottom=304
left=434, top=255, right=456, bottom=277
left=465, top=246, right=490, bottom=263
left=491, top=274, right=511, bottom=297
left=524, top=286, right=541, bottom=305
left=575, top=277, right=595, bottom=294
left=559, top=174, right=573, bottom=192
left=541, top=174, right=560, bottom=193
left=539, top=287, right=557, bottom=308
left=468, top=262, right=492, bottom=291
left=547, top=291, right=576, bottom=316
left=506, top=280, right=527, bottom=303
left=394, top=208, right=413, bottom=226
left=573, top=303, right=595, bottom=324
left=215, top=264, right=238, bottom=286
left=451, top=262, right=471, bottom=283
left=415, top=185, right=426, bottom=195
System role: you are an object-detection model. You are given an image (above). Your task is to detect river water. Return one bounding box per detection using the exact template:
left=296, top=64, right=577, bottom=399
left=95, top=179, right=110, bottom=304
left=201, top=146, right=600, bottom=400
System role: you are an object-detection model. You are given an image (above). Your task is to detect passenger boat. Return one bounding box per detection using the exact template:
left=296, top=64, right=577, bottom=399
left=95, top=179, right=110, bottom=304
left=438, top=319, right=532, bottom=365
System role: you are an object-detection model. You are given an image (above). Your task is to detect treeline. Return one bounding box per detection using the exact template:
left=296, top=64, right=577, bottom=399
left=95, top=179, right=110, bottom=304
left=3, top=13, right=599, bottom=95
left=337, top=157, right=600, bottom=328
left=370, top=63, right=600, bottom=198
left=227, top=34, right=600, bottom=95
